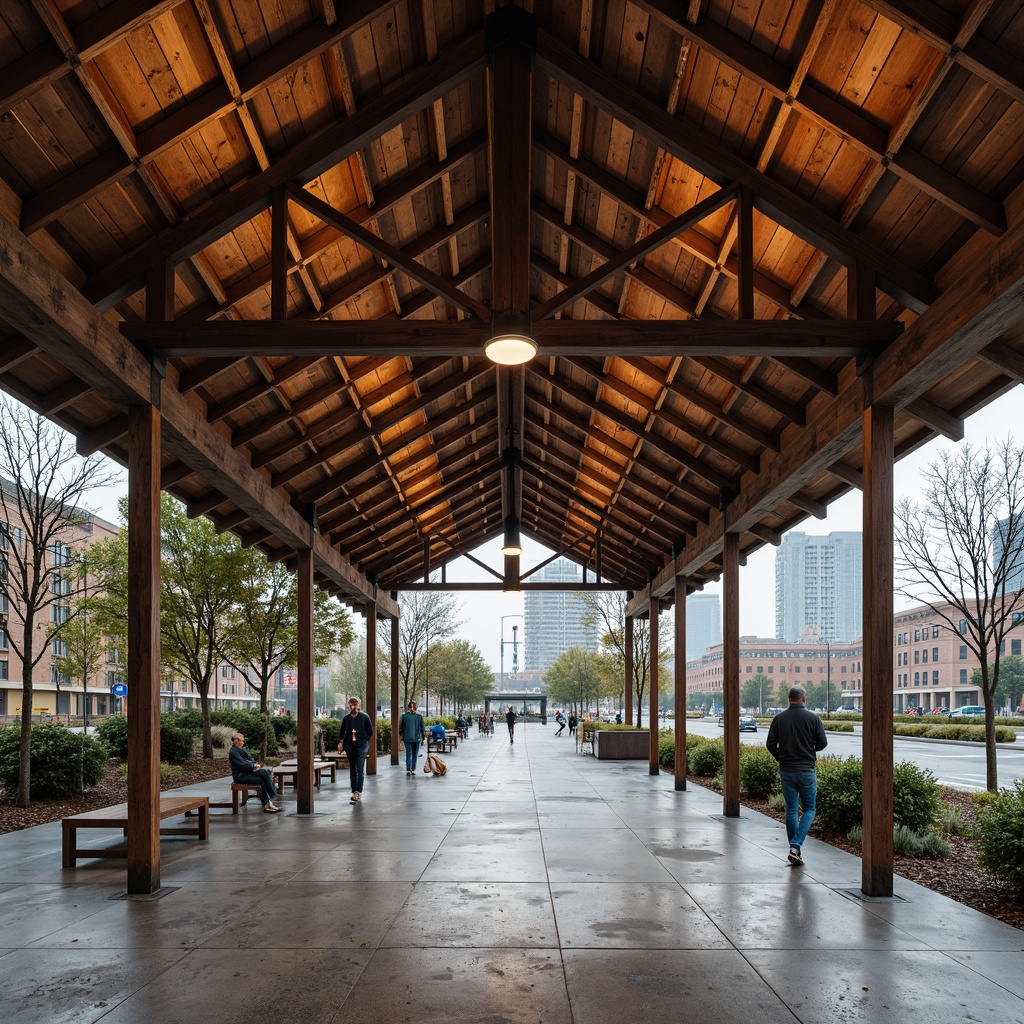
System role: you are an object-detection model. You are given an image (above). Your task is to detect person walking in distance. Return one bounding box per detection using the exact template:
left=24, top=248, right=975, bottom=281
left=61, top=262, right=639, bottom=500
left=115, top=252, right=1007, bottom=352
left=506, top=705, right=517, bottom=744
left=554, top=711, right=566, bottom=737
left=766, top=685, right=828, bottom=866
left=339, top=697, right=374, bottom=803
left=398, top=700, right=425, bottom=777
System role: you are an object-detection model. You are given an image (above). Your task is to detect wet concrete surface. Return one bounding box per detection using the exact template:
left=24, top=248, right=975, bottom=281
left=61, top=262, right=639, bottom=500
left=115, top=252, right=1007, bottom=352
left=0, top=721, right=1021, bottom=1022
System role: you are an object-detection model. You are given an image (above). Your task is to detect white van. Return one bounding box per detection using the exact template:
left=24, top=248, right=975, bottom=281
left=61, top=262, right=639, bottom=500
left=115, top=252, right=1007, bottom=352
left=948, top=705, right=985, bottom=718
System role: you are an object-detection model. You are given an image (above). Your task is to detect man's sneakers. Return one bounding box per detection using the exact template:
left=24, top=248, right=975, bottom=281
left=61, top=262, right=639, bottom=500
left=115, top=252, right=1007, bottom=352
left=263, top=803, right=281, bottom=813
left=350, top=793, right=360, bottom=803
left=787, top=847, right=803, bottom=866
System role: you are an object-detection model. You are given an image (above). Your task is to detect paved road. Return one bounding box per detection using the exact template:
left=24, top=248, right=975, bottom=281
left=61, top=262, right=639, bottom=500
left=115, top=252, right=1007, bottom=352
left=662, top=716, right=1024, bottom=791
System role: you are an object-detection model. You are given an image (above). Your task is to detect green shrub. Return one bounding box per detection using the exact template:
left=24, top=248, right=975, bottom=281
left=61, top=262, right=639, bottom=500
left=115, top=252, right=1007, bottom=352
left=210, top=709, right=277, bottom=756
left=814, top=755, right=864, bottom=832
left=689, top=740, right=725, bottom=777
left=318, top=717, right=342, bottom=751
left=739, top=746, right=780, bottom=798
left=161, top=709, right=203, bottom=734
left=936, top=802, right=968, bottom=836
left=823, top=722, right=854, bottom=733
left=892, top=762, right=941, bottom=833
left=768, top=792, right=786, bottom=812
left=0, top=724, right=107, bottom=800
left=847, top=825, right=862, bottom=844
left=892, top=823, right=925, bottom=857
left=920, top=832, right=950, bottom=858
left=96, top=715, right=129, bottom=759
left=376, top=717, right=391, bottom=755
left=159, top=723, right=195, bottom=765
left=658, top=730, right=675, bottom=769
left=977, top=780, right=1024, bottom=892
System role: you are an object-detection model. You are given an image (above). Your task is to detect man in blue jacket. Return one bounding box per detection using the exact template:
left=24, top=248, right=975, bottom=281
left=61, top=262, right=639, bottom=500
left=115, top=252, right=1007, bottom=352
left=766, top=685, right=828, bottom=866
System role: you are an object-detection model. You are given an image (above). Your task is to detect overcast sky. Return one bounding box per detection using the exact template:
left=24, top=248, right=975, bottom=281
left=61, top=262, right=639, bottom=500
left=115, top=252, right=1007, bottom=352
left=82, top=384, right=1023, bottom=672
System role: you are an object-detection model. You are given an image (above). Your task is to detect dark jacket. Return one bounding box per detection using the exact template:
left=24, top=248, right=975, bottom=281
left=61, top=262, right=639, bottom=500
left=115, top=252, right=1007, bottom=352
left=399, top=710, right=426, bottom=743
left=228, top=744, right=259, bottom=780
left=766, top=704, right=828, bottom=771
left=340, top=710, right=375, bottom=753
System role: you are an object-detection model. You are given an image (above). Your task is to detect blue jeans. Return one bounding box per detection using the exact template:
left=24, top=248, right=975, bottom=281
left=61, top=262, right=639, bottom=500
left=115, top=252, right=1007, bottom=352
left=348, top=743, right=369, bottom=793
left=234, top=768, right=276, bottom=806
left=405, top=741, right=420, bottom=772
left=780, top=768, right=817, bottom=851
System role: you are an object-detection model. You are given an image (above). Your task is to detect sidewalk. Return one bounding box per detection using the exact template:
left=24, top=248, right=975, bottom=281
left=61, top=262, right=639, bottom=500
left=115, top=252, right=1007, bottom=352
left=0, top=721, right=1022, bottom=1023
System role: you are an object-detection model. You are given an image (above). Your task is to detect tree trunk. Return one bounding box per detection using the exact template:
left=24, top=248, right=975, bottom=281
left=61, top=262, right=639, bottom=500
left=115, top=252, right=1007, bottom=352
left=199, top=687, right=213, bottom=759
left=983, top=689, right=998, bottom=791
left=16, top=617, right=35, bottom=807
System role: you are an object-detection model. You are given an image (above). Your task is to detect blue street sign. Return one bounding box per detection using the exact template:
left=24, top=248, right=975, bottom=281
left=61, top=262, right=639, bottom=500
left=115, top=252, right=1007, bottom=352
left=112, top=683, right=128, bottom=697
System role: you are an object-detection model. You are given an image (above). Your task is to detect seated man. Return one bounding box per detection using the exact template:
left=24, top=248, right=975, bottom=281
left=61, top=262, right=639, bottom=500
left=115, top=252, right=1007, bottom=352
left=455, top=714, right=468, bottom=738
left=429, top=721, right=448, bottom=748
left=229, top=733, right=281, bottom=813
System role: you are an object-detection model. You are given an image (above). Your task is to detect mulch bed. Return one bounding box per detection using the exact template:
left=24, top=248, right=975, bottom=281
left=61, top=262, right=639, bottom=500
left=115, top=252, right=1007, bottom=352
left=2, top=760, right=1022, bottom=933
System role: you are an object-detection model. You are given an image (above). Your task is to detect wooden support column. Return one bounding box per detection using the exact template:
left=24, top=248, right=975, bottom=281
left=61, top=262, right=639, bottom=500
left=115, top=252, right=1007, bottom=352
left=722, top=532, right=740, bottom=816
left=862, top=402, right=894, bottom=895
left=674, top=584, right=687, bottom=791
left=624, top=612, right=634, bottom=726
left=296, top=547, right=315, bottom=814
left=390, top=613, right=400, bottom=766
left=127, top=403, right=161, bottom=894
left=366, top=603, right=378, bottom=775
left=649, top=599, right=660, bottom=775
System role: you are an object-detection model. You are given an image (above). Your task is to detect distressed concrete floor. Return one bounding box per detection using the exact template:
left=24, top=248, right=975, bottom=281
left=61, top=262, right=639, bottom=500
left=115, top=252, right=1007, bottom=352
left=1, top=723, right=1022, bottom=1023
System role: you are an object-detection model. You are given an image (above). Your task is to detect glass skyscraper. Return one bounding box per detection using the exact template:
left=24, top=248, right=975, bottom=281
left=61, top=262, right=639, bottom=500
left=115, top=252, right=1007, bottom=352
left=523, top=558, right=600, bottom=672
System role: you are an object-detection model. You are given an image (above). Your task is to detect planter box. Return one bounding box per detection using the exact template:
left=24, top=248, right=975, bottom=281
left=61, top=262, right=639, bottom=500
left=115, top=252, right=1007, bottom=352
left=594, top=729, right=649, bottom=760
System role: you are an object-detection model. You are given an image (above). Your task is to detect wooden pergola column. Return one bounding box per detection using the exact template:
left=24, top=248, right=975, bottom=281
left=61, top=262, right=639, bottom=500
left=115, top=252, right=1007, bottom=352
left=648, top=599, right=660, bottom=775
left=126, top=402, right=162, bottom=894
left=296, top=547, right=315, bottom=814
left=390, top=612, right=400, bottom=766
left=674, top=583, right=687, bottom=791
left=366, top=603, right=378, bottom=775
left=722, top=531, right=740, bottom=816
left=624, top=612, right=634, bottom=726
left=862, top=402, right=895, bottom=895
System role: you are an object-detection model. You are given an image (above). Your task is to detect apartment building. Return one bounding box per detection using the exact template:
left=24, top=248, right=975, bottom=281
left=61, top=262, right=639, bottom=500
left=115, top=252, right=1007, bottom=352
left=523, top=557, right=599, bottom=672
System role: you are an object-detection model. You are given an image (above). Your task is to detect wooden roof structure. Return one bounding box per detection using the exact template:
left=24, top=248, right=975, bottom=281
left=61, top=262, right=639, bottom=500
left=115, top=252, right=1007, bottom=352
left=2, top=0, right=1024, bottom=611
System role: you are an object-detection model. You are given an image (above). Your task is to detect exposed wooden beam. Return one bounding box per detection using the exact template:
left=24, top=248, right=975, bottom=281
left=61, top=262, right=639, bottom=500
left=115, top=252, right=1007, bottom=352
left=904, top=397, right=964, bottom=441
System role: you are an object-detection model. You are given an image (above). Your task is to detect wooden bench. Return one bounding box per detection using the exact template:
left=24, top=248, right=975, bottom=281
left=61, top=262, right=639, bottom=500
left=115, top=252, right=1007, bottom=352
left=272, top=759, right=336, bottom=792
left=209, top=782, right=263, bottom=813
left=427, top=733, right=457, bottom=754
left=62, top=795, right=209, bottom=868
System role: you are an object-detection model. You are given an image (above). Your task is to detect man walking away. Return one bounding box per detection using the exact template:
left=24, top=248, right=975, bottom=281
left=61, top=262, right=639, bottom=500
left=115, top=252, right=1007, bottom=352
left=766, top=685, right=827, bottom=866
left=398, top=700, right=426, bottom=776
left=506, top=706, right=517, bottom=743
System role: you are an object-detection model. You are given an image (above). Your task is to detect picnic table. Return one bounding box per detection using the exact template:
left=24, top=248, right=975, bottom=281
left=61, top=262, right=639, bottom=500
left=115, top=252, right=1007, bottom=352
left=62, top=795, right=209, bottom=868
left=427, top=730, right=458, bottom=754
left=273, top=758, right=336, bottom=791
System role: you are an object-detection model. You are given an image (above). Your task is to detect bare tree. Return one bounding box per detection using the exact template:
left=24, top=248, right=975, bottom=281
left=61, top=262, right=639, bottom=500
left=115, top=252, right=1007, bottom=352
left=580, top=592, right=672, bottom=727
left=895, top=440, right=1024, bottom=791
left=0, top=397, right=119, bottom=805
left=393, top=590, right=462, bottom=709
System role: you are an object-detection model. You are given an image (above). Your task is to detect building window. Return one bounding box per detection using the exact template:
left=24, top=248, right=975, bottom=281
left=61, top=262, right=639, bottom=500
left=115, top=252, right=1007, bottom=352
left=1013, top=640, right=1022, bottom=656
left=914, top=629, right=920, bottom=642
left=922, top=649, right=928, bottom=663
left=914, top=672, right=920, bottom=685
left=959, top=646, right=968, bottom=660
left=51, top=639, right=68, bottom=658
left=0, top=627, right=7, bottom=650
left=0, top=659, right=7, bottom=680
left=959, top=619, right=968, bottom=634
left=932, top=625, right=939, bottom=638
left=914, top=650, right=920, bottom=664
left=745, top=665, right=751, bottom=672
left=932, top=647, right=939, bottom=661
left=959, top=669, right=968, bottom=684
left=933, top=671, right=939, bottom=685
left=768, top=667, right=774, bottom=674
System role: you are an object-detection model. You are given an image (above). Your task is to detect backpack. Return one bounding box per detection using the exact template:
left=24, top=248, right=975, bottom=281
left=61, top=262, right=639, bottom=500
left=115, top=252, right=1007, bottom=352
left=424, top=753, right=448, bottom=776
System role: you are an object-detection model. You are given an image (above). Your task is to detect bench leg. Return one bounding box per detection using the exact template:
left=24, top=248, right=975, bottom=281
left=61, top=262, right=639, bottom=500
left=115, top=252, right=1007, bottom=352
left=62, top=823, right=74, bottom=869
left=198, top=802, right=209, bottom=840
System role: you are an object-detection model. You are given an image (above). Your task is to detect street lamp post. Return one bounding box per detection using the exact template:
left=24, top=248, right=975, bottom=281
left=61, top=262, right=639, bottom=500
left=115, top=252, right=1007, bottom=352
left=825, top=638, right=831, bottom=720
left=500, top=614, right=523, bottom=690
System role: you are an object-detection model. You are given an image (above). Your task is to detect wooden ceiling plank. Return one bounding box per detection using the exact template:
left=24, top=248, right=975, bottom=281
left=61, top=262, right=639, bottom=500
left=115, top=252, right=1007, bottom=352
left=770, top=357, right=840, bottom=396
left=533, top=184, right=738, bottom=321
left=977, top=342, right=1024, bottom=381
left=285, top=183, right=491, bottom=322
left=689, top=356, right=806, bottom=426
left=84, top=29, right=487, bottom=309
left=0, top=42, right=68, bottom=113
left=536, top=29, right=939, bottom=312
left=635, top=0, right=1005, bottom=235
left=828, top=461, right=863, bottom=489
left=0, top=340, right=39, bottom=372
left=74, top=0, right=188, bottom=62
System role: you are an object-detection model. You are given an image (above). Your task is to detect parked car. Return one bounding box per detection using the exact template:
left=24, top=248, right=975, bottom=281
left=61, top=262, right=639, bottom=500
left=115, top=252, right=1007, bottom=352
left=948, top=705, right=985, bottom=718
left=739, top=715, right=758, bottom=732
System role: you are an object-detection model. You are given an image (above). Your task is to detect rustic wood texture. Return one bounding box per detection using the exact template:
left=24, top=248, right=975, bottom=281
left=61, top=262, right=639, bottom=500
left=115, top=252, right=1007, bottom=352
left=722, top=530, right=740, bottom=817
left=674, top=580, right=686, bottom=792
left=297, top=547, right=315, bottom=814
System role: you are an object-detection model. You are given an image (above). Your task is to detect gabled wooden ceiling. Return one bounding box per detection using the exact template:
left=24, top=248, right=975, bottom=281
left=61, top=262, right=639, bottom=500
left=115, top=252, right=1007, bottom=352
left=1, top=0, right=1024, bottom=608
